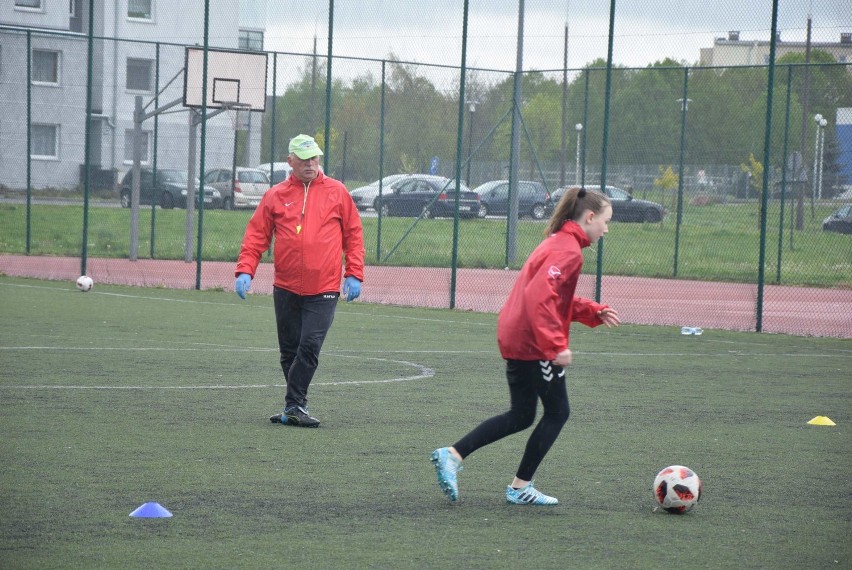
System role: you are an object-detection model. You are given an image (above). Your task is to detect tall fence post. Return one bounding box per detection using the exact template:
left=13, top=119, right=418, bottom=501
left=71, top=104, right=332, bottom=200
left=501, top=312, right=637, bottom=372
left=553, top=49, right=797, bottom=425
left=450, top=0, right=470, bottom=310
left=81, top=2, right=95, bottom=275
left=506, top=0, right=525, bottom=267
left=268, top=52, right=277, bottom=186
left=377, top=60, right=386, bottom=262
left=673, top=66, right=690, bottom=277
left=195, top=0, right=211, bottom=290
left=596, top=0, right=618, bottom=303
left=151, top=42, right=161, bottom=258
left=776, top=65, right=794, bottom=284
left=25, top=29, right=32, bottom=254
left=756, top=0, right=780, bottom=332
left=581, top=69, right=589, bottom=187
left=323, top=0, right=335, bottom=160
left=130, top=96, right=143, bottom=261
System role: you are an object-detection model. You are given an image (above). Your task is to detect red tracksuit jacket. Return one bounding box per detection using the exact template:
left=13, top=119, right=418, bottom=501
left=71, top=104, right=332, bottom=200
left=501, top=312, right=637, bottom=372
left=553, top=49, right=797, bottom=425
left=497, top=221, right=607, bottom=361
left=235, top=171, right=365, bottom=295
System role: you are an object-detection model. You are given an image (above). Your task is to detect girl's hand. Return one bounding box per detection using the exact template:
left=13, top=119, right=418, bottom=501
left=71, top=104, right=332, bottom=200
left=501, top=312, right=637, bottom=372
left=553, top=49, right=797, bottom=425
left=598, top=307, right=621, bottom=328
left=553, top=348, right=572, bottom=367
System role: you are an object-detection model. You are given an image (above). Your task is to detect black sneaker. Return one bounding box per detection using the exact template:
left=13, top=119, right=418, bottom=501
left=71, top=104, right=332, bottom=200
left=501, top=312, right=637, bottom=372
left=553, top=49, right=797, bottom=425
left=283, top=405, right=321, bottom=428
left=269, top=412, right=287, bottom=424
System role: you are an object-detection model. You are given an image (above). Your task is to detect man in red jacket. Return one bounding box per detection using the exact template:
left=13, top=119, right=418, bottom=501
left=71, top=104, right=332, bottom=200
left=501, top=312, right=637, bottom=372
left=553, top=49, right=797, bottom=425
left=234, top=134, right=365, bottom=428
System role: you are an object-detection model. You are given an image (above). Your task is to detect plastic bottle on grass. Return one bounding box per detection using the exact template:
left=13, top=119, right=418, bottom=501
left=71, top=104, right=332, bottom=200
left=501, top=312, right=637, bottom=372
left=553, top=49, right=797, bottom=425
left=680, top=327, right=704, bottom=336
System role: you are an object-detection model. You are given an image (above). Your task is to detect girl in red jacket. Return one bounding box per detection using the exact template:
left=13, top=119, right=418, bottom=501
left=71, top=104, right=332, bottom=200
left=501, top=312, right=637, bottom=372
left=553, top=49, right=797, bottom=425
left=431, top=187, right=620, bottom=505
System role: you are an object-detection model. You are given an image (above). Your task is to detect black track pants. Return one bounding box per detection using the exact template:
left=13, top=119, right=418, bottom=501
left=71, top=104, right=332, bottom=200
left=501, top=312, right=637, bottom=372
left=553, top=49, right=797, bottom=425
left=273, top=287, right=338, bottom=409
left=453, top=359, right=570, bottom=481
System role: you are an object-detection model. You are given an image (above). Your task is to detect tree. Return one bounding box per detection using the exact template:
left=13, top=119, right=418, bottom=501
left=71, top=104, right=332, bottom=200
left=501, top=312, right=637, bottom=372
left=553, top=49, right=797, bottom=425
left=654, top=165, right=679, bottom=211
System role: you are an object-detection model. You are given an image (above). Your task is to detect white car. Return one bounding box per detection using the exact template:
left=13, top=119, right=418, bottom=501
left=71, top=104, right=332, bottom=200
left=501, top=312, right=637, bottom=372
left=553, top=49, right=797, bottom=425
left=349, top=174, right=408, bottom=211
left=204, top=167, right=271, bottom=210
left=255, top=162, right=292, bottom=185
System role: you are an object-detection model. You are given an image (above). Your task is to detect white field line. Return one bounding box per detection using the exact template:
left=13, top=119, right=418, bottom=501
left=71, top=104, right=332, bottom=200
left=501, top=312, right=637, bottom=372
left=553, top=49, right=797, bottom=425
left=0, top=348, right=435, bottom=389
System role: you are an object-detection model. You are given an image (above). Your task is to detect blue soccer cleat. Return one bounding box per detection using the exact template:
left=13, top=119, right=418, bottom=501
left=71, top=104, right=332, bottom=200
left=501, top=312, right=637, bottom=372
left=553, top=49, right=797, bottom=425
left=505, top=481, right=558, bottom=505
left=431, top=447, right=462, bottom=502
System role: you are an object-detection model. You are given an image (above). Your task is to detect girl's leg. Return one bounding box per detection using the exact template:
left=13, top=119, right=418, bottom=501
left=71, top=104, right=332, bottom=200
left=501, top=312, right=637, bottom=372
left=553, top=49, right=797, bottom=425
left=452, top=359, right=540, bottom=458
left=514, top=361, right=570, bottom=482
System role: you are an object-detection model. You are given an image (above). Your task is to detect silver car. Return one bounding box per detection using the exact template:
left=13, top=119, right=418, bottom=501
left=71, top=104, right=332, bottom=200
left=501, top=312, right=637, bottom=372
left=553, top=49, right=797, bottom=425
left=204, top=167, right=271, bottom=210
left=349, top=174, right=408, bottom=211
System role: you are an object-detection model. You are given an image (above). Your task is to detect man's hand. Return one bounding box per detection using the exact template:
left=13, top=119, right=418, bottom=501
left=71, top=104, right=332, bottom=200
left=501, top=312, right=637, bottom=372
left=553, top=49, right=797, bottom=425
left=235, top=273, right=252, bottom=299
left=343, top=276, right=361, bottom=302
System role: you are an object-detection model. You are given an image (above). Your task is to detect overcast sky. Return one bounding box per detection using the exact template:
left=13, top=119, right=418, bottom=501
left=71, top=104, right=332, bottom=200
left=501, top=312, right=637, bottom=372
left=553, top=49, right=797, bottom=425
left=262, top=0, right=850, bottom=71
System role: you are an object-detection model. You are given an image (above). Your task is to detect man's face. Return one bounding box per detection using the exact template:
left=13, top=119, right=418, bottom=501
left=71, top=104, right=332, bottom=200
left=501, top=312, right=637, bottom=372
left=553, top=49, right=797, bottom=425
left=288, top=154, right=320, bottom=183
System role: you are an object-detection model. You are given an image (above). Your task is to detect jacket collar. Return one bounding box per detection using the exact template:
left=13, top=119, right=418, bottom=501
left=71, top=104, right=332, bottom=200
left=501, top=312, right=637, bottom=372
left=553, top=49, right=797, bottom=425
left=558, top=220, right=591, bottom=248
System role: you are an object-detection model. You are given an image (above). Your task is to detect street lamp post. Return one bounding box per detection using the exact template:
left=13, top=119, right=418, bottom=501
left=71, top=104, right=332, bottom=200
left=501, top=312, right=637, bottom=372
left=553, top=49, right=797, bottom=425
left=465, top=100, right=478, bottom=186
left=574, top=123, right=583, bottom=185
left=818, top=116, right=827, bottom=199
left=813, top=113, right=827, bottom=200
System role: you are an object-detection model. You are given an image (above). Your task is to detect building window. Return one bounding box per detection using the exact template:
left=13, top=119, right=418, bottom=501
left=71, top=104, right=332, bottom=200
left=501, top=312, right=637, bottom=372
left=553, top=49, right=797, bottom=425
left=32, top=49, right=59, bottom=85
left=239, top=30, right=264, bottom=51
left=124, top=129, right=150, bottom=163
left=69, top=0, right=77, bottom=17
left=15, top=0, right=43, bottom=9
left=127, top=0, right=152, bottom=20
left=31, top=124, right=58, bottom=159
left=126, top=58, right=153, bottom=92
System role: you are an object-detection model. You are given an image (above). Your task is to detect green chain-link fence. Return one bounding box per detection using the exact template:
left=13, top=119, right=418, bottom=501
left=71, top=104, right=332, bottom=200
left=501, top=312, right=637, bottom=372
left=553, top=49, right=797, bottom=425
left=1, top=1, right=850, bottom=336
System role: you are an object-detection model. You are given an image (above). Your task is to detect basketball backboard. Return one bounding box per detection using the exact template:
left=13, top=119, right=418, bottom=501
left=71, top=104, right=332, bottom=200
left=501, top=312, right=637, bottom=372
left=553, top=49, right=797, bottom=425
left=183, top=47, right=268, bottom=112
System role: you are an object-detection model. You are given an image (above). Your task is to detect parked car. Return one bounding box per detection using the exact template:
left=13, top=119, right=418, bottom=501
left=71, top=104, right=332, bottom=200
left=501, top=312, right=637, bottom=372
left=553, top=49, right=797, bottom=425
left=374, top=175, right=480, bottom=219
left=834, top=187, right=852, bottom=201
left=349, top=174, right=408, bottom=211
left=118, top=168, right=222, bottom=209
left=255, top=162, right=292, bottom=184
left=473, top=180, right=552, bottom=220
left=204, top=167, right=270, bottom=210
left=550, top=185, right=666, bottom=222
left=822, top=204, right=852, bottom=234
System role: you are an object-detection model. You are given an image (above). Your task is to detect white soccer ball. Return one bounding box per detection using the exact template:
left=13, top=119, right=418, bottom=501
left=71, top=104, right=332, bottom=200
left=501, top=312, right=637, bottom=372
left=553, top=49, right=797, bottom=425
left=653, top=465, right=702, bottom=513
left=76, top=275, right=94, bottom=292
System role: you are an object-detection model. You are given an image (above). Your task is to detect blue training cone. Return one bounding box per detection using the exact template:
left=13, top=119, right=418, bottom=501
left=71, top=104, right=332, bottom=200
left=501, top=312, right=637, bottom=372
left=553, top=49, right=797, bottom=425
left=129, top=502, right=173, bottom=518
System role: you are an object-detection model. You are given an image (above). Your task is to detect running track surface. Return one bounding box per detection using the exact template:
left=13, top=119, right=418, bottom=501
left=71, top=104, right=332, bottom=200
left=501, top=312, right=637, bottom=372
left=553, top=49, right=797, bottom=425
left=1, top=255, right=849, bottom=338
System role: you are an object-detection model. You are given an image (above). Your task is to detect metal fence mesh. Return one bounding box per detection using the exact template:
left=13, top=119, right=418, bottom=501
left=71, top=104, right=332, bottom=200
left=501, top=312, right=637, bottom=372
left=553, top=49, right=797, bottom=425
left=1, top=0, right=850, bottom=337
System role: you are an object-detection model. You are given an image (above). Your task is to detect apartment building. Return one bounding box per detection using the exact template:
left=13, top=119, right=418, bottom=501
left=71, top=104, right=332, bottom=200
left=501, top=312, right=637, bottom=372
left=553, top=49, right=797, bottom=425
left=0, top=0, right=266, bottom=190
left=700, top=30, right=852, bottom=68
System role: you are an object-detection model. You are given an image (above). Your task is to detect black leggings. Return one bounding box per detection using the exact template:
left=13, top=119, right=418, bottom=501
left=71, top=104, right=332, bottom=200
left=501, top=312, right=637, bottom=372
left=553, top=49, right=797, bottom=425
left=453, top=359, right=570, bottom=482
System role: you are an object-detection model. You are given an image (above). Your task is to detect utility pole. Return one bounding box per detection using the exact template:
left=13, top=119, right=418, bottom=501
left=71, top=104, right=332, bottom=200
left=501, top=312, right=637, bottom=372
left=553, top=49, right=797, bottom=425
left=796, top=14, right=812, bottom=230
left=560, top=22, right=568, bottom=187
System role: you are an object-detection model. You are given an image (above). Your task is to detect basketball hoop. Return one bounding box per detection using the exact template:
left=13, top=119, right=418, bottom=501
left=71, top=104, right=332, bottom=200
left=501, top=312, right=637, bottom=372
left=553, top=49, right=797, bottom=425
left=226, top=103, right=251, bottom=132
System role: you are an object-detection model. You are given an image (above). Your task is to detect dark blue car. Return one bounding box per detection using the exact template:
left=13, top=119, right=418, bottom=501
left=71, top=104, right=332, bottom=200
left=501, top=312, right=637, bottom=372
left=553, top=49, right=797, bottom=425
left=473, top=180, right=552, bottom=220
left=375, top=175, right=480, bottom=219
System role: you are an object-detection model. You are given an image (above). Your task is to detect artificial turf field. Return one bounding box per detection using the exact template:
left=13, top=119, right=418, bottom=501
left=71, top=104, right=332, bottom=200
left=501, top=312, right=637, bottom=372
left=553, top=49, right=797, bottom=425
left=1, top=275, right=849, bottom=569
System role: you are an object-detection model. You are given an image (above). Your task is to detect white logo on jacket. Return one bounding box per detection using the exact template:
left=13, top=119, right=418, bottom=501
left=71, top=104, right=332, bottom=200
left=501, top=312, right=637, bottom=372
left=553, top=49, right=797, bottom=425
left=547, top=265, right=561, bottom=279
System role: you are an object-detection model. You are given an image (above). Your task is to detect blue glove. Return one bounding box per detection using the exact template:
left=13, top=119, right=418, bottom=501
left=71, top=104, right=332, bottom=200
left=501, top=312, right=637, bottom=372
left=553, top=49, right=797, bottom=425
left=235, top=273, right=252, bottom=299
left=343, top=276, right=361, bottom=302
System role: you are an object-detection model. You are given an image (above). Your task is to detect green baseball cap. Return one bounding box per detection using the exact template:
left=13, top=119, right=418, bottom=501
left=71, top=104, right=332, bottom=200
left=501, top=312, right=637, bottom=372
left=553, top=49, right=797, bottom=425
left=288, top=134, right=323, bottom=160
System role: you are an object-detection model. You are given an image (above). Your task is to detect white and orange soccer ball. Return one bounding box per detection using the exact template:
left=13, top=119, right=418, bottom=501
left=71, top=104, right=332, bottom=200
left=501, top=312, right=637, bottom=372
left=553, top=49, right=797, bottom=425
left=653, top=465, right=702, bottom=513
left=76, top=275, right=94, bottom=292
